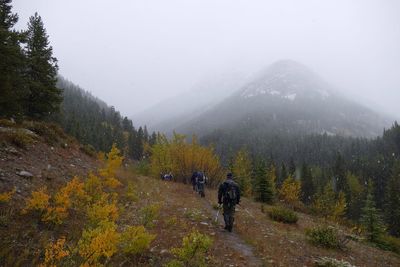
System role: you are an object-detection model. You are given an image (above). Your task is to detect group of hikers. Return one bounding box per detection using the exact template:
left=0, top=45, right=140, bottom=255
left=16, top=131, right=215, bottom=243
left=191, top=171, right=241, bottom=232
left=161, top=169, right=241, bottom=232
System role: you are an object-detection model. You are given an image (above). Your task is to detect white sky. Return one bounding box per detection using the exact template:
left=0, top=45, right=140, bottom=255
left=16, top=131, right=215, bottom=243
left=12, top=0, right=400, bottom=118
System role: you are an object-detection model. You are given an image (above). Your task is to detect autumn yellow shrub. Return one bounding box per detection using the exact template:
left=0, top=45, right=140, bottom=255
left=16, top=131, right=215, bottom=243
left=78, top=221, right=120, bottom=266
left=40, top=237, right=70, bottom=267
left=22, top=187, right=50, bottom=214
left=0, top=187, right=16, bottom=203
left=84, top=173, right=103, bottom=201
left=125, top=181, right=138, bottom=202
left=279, top=175, right=301, bottom=208
left=87, top=194, right=119, bottom=226
left=119, top=225, right=156, bottom=255
left=166, top=230, right=213, bottom=267
left=99, top=144, right=123, bottom=188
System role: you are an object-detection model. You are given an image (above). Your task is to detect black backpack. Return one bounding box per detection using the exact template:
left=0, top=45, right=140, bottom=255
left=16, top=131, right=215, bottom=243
left=224, top=182, right=237, bottom=205
left=197, top=172, right=205, bottom=183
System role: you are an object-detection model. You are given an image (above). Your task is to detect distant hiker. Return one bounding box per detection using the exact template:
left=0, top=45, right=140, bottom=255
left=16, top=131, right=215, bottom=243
left=197, top=171, right=206, bottom=197
left=191, top=171, right=198, bottom=191
left=218, top=173, right=241, bottom=232
left=163, top=172, right=173, bottom=181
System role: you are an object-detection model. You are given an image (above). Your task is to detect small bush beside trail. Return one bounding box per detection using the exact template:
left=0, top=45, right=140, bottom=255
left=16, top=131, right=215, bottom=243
left=268, top=206, right=298, bottom=224
left=306, top=226, right=343, bottom=249
left=373, top=235, right=400, bottom=254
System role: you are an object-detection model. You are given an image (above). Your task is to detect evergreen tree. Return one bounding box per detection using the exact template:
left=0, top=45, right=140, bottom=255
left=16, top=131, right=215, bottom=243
left=0, top=0, right=27, bottom=118
left=266, top=162, right=277, bottom=200
left=385, top=160, right=400, bottom=236
left=25, top=12, right=61, bottom=118
left=278, top=162, right=287, bottom=188
left=360, top=181, right=386, bottom=242
left=288, top=157, right=296, bottom=177
left=300, top=163, right=315, bottom=205
left=333, top=153, right=348, bottom=194
left=232, top=148, right=253, bottom=197
left=346, top=172, right=364, bottom=220
left=254, top=160, right=274, bottom=203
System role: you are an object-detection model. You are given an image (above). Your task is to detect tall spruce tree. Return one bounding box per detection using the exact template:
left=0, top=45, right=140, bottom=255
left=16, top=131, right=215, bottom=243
left=288, top=157, right=296, bottom=177
left=0, top=0, right=27, bottom=118
left=254, top=160, right=274, bottom=203
left=278, top=162, right=287, bottom=188
left=360, top=181, right=386, bottom=242
left=385, top=160, right=400, bottom=236
left=300, top=163, right=315, bottom=204
left=333, top=153, right=348, bottom=194
left=25, top=12, right=61, bottom=119
left=232, top=148, right=253, bottom=197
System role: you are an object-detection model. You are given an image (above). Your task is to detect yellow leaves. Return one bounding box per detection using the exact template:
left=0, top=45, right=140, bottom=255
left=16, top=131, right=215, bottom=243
left=149, top=133, right=223, bottom=186
left=40, top=237, right=69, bottom=267
left=279, top=175, right=301, bottom=207
left=23, top=187, right=50, bottom=214
left=99, top=144, right=123, bottom=180
left=87, top=193, right=119, bottom=226
left=119, top=225, right=156, bottom=255
left=125, top=181, right=138, bottom=202
left=78, top=221, right=120, bottom=265
left=0, top=187, right=16, bottom=203
left=331, top=191, right=347, bottom=222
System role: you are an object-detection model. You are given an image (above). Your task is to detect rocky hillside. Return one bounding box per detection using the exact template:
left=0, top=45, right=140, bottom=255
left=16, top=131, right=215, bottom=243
left=0, top=120, right=98, bottom=203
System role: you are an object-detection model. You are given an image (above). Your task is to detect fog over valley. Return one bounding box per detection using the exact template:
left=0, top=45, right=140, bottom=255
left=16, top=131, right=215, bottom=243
left=13, top=0, right=400, bottom=122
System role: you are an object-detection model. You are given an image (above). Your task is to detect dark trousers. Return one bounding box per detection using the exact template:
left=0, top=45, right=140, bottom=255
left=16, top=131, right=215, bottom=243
left=223, top=203, right=235, bottom=231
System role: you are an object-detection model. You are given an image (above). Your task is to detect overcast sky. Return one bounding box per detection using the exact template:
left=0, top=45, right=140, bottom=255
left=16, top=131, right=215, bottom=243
left=12, top=0, right=400, bottom=118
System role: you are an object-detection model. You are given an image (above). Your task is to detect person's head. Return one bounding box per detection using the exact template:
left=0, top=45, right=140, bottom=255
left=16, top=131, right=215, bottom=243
left=227, top=173, right=233, bottom=179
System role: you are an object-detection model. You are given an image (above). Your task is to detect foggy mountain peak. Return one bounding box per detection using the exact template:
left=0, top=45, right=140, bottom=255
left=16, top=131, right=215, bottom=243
left=241, top=59, right=332, bottom=101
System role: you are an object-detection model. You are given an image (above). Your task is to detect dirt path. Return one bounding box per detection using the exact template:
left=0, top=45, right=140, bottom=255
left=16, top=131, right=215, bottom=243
left=201, top=197, right=264, bottom=267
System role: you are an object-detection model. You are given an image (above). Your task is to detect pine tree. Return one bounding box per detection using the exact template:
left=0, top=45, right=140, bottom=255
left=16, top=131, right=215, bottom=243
left=300, top=163, right=315, bottom=205
left=278, top=162, right=287, bottom=188
left=266, top=163, right=277, bottom=200
left=288, top=157, right=296, bottom=177
left=333, top=153, right=348, bottom=194
left=0, top=0, right=27, bottom=118
left=232, top=148, right=253, bottom=197
left=385, top=160, right=400, bottom=236
left=25, top=12, right=61, bottom=119
left=254, top=160, right=274, bottom=203
left=360, top=181, right=386, bottom=242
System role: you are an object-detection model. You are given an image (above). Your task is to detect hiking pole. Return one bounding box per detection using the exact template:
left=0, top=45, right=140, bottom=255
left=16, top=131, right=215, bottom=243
left=214, top=204, right=222, bottom=223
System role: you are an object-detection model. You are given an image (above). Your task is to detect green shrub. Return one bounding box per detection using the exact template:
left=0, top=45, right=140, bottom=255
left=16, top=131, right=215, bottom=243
left=374, top=235, right=400, bottom=254
left=315, top=257, right=356, bottom=267
left=140, top=204, right=161, bottom=228
left=306, top=226, right=342, bottom=249
left=119, top=225, right=156, bottom=255
left=125, top=182, right=138, bottom=202
left=24, top=121, right=64, bottom=144
left=166, top=230, right=213, bottom=267
left=0, top=119, right=16, bottom=127
left=184, top=209, right=203, bottom=222
left=135, top=161, right=150, bottom=176
left=268, top=206, right=298, bottom=224
left=80, top=144, right=97, bottom=158
left=3, top=130, right=35, bottom=149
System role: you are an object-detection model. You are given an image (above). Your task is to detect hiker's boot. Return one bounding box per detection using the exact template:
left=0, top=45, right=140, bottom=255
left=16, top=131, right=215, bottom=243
left=228, top=225, right=232, bottom=232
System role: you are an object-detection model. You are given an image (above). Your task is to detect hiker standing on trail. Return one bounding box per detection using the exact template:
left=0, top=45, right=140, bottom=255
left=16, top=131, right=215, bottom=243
left=218, top=173, right=240, bottom=232
left=196, top=171, right=206, bottom=197
left=191, top=171, right=198, bottom=191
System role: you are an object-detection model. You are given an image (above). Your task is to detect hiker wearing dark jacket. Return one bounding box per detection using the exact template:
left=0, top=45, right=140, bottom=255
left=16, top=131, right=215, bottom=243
left=218, top=173, right=240, bottom=232
left=191, top=171, right=198, bottom=191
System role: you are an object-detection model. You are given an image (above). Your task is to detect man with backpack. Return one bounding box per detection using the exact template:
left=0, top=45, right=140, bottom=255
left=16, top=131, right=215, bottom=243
left=218, top=173, right=241, bottom=232
left=196, top=171, right=206, bottom=197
